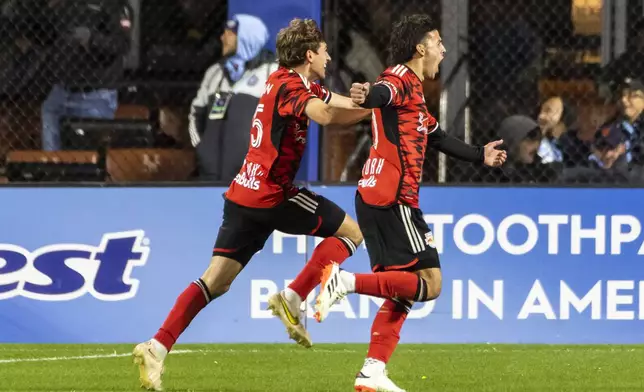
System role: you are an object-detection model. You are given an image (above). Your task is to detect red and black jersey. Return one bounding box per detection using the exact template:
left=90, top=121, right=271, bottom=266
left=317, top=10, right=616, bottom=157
left=226, top=67, right=331, bottom=208
left=358, top=64, right=439, bottom=209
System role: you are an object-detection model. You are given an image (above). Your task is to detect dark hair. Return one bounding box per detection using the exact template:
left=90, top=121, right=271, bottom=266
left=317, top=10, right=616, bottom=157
left=559, top=97, right=577, bottom=130
left=387, top=14, right=438, bottom=65
left=538, top=95, right=578, bottom=130
left=276, top=18, right=324, bottom=68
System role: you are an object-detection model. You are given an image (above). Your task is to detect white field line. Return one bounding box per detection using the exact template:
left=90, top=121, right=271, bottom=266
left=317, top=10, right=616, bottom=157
left=0, top=348, right=357, bottom=364
left=0, top=349, right=197, bottom=364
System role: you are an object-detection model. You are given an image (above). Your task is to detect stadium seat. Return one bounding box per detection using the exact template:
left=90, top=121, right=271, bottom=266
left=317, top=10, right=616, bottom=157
left=5, top=148, right=195, bottom=182
left=5, top=150, right=105, bottom=182
left=114, top=104, right=151, bottom=120
left=107, top=148, right=195, bottom=182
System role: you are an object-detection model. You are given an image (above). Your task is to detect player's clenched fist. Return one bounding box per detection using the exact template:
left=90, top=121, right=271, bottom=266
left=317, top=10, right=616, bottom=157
left=350, top=82, right=370, bottom=105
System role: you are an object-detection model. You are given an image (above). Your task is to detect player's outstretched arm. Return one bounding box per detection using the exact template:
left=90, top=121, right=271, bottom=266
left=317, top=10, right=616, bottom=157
left=328, top=107, right=372, bottom=125
left=328, top=93, right=362, bottom=109
left=427, top=127, right=507, bottom=167
left=305, top=98, right=371, bottom=126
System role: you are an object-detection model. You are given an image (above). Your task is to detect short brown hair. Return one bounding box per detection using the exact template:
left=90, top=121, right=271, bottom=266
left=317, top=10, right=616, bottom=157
left=276, top=18, right=324, bottom=68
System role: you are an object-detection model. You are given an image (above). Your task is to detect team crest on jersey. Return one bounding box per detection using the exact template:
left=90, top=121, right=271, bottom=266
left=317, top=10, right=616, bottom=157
left=417, top=112, right=430, bottom=134
left=425, top=232, right=436, bottom=248
left=295, top=129, right=307, bottom=144
left=247, top=75, right=259, bottom=86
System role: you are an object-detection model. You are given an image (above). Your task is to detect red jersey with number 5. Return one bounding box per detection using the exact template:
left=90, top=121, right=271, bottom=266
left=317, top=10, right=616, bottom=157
left=225, top=67, right=331, bottom=208
left=358, top=64, right=439, bottom=209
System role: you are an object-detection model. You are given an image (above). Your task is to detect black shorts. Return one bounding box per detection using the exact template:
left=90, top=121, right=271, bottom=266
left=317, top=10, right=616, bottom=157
left=213, top=188, right=347, bottom=266
left=355, top=192, right=440, bottom=272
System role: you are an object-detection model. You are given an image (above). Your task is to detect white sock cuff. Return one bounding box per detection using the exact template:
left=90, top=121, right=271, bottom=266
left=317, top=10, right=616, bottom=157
left=340, top=270, right=356, bottom=292
left=283, top=287, right=301, bottom=303
left=151, top=338, right=168, bottom=360
left=362, top=357, right=386, bottom=373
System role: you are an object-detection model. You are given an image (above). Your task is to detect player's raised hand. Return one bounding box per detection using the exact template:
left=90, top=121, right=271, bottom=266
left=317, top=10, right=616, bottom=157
left=483, top=139, right=507, bottom=167
left=350, top=82, right=370, bottom=105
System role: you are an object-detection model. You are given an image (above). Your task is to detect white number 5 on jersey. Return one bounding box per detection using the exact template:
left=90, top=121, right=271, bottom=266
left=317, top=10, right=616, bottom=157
left=251, top=104, right=264, bottom=148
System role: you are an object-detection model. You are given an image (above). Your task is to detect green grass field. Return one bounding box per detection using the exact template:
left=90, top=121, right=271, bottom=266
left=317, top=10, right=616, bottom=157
left=0, top=344, right=642, bottom=391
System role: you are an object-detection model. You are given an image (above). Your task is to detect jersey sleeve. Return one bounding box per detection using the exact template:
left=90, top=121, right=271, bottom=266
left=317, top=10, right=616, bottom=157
left=277, top=76, right=323, bottom=117
left=427, top=123, right=484, bottom=163
left=373, top=73, right=410, bottom=107
left=310, top=82, right=332, bottom=104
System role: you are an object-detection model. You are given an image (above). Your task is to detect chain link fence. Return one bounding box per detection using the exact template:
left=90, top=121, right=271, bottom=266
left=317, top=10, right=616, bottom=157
left=0, top=0, right=226, bottom=182
left=1, top=0, right=643, bottom=185
left=326, top=0, right=644, bottom=185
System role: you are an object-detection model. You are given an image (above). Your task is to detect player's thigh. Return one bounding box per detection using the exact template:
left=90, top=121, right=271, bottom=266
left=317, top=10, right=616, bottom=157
left=354, top=194, right=388, bottom=271
left=275, top=188, right=350, bottom=239
left=212, top=199, right=273, bottom=268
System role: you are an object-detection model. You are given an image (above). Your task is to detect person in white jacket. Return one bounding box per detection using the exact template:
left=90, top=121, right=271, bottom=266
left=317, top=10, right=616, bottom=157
left=189, top=14, right=277, bottom=181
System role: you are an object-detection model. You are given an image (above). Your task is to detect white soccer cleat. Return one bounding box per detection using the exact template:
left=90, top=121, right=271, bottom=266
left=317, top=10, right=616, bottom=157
left=267, top=291, right=313, bottom=348
left=354, top=369, right=407, bottom=392
left=133, top=340, right=165, bottom=391
left=314, top=262, right=347, bottom=322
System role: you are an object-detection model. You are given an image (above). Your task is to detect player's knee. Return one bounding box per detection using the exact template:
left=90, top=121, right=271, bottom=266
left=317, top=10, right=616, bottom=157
left=425, top=277, right=442, bottom=300
left=340, top=215, right=363, bottom=246
left=200, top=256, right=243, bottom=299
left=210, top=282, right=232, bottom=298
left=200, top=275, right=231, bottom=298
left=416, top=268, right=442, bottom=302
left=415, top=277, right=441, bottom=302
left=346, top=230, right=363, bottom=248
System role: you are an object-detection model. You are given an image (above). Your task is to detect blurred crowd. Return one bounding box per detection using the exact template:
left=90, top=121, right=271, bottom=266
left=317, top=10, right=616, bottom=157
left=0, top=0, right=643, bottom=185
left=469, top=79, right=644, bottom=184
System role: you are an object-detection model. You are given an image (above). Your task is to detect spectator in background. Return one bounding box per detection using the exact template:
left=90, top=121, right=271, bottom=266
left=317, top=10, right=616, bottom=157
left=559, top=124, right=630, bottom=184
left=458, top=114, right=560, bottom=184
left=499, top=115, right=542, bottom=165
left=495, top=115, right=560, bottom=182
left=618, top=78, right=644, bottom=165
left=598, top=78, right=644, bottom=166
left=40, top=0, right=132, bottom=151
left=189, top=14, right=276, bottom=182
left=536, top=96, right=589, bottom=167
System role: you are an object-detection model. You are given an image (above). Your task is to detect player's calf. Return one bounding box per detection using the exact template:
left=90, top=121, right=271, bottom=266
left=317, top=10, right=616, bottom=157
left=284, top=213, right=362, bottom=315
left=286, top=233, right=359, bottom=303
left=315, top=264, right=442, bottom=321
left=200, top=255, right=244, bottom=298
left=348, top=270, right=437, bottom=303
left=150, top=256, right=243, bottom=354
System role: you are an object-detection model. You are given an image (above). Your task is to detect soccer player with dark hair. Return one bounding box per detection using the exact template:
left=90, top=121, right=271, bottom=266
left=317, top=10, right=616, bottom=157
left=314, top=14, right=507, bottom=392
left=132, top=18, right=370, bottom=391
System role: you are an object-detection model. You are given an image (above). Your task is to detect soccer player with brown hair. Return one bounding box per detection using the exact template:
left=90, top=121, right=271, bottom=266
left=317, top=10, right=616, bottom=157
left=132, top=18, right=370, bottom=391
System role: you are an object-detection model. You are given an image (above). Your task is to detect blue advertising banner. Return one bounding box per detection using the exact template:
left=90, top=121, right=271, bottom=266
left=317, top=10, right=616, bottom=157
left=0, top=186, right=643, bottom=344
